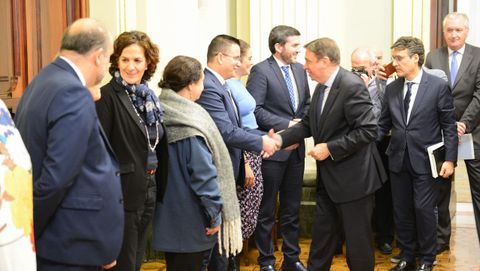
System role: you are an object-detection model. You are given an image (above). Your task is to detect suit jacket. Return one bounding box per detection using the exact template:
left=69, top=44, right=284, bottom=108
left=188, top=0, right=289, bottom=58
left=377, top=71, right=458, bottom=174
left=14, top=58, right=124, bottom=265
left=96, top=79, right=169, bottom=210
left=281, top=67, right=386, bottom=203
left=197, top=68, right=263, bottom=183
left=425, top=44, right=480, bottom=153
left=246, top=56, right=310, bottom=161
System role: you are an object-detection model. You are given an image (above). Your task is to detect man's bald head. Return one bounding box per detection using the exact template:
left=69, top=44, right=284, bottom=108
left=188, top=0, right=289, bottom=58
left=351, top=47, right=375, bottom=65
left=60, top=18, right=110, bottom=55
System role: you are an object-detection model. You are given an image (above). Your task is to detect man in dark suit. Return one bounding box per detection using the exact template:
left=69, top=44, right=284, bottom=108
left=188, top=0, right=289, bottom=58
left=14, top=18, right=124, bottom=271
left=197, top=34, right=277, bottom=271
left=246, top=25, right=310, bottom=271
left=278, top=37, right=385, bottom=271
left=425, top=12, right=480, bottom=253
left=378, top=36, right=457, bottom=271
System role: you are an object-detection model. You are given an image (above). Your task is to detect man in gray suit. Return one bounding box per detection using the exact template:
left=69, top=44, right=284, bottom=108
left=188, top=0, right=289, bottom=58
left=425, top=12, right=480, bottom=252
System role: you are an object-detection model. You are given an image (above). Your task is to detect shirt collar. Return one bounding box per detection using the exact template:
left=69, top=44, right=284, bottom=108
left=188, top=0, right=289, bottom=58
left=206, top=66, right=226, bottom=85
left=448, top=44, right=465, bottom=56
left=59, top=56, right=86, bottom=86
left=273, top=55, right=289, bottom=69
left=324, top=66, right=340, bottom=89
left=406, top=69, right=423, bottom=85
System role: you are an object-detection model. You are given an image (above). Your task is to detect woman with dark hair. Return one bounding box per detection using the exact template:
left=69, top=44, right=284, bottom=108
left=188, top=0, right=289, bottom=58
left=226, top=39, right=264, bottom=240
left=153, top=55, right=241, bottom=271
left=95, top=31, right=168, bottom=271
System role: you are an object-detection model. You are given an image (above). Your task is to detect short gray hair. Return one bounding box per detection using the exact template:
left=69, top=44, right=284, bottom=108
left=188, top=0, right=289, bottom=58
left=304, top=38, right=340, bottom=64
left=443, top=12, right=469, bottom=30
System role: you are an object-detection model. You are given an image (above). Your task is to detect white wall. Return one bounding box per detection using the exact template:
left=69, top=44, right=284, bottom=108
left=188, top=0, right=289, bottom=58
left=89, top=0, right=232, bottom=89
left=250, top=0, right=393, bottom=71
left=457, top=0, right=480, bottom=47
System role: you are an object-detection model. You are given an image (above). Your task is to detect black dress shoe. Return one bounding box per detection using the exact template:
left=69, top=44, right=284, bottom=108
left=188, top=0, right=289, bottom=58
left=416, top=263, right=433, bottom=271
left=378, top=242, right=393, bottom=255
left=261, top=265, right=276, bottom=271
left=281, top=261, right=307, bottom=271
left=389, top=260, right=416, bottom=271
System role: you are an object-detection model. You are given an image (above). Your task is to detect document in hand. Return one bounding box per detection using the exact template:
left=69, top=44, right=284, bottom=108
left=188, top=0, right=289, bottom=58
left=427, top=142, right=445, bottom=178
left=458, top=133, right=475, bottom=160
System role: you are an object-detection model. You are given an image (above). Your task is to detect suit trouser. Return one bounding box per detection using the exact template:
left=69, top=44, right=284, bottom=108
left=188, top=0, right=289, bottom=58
left=255, top=151, right=304, bottom=267
left=436, top=175, right=452, bottom=249
left=165, top=250, right=209, bottom=271
left=37, top=257, right=100, bottom=271
left=390, top=155, right=440, bottom=265
left=202, top=242, right=240, bottom=271
left=307, top=182, right=375, bottom=271
left=465, top=157, right=480, bottom=243
left=373, top=136, right=394, bottom=245
left=111, top=175, right=156, bottom=271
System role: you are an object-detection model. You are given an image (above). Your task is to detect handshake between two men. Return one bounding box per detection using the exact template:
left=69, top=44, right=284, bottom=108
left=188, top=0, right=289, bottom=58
left=260, top=120, right=329, bottom=161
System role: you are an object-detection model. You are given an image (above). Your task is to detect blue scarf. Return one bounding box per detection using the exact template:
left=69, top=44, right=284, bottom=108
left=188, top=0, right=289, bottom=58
left=114, top=71, right=163, bottom=126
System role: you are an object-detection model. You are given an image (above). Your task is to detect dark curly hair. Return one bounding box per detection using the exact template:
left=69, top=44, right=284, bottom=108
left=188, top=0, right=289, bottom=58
left=158, top=56, right=202, bottom=92
left=109, top=31, right=159, bottom=81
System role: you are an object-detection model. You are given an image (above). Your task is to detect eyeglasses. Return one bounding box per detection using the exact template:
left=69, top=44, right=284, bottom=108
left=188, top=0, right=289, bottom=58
left=220, top=52, right=241, bottom=63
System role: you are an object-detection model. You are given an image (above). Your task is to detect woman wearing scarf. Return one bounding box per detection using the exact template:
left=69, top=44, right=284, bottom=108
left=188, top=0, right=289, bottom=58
left=153, top=56, right=242, bottom=271
left=96, top=31, right=168, bottom=271
left=226, top=39, right=264, bottom=241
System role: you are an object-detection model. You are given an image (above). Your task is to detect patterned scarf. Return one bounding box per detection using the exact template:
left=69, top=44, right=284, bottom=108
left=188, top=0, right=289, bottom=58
left=114, top=71, right=162, bottom=126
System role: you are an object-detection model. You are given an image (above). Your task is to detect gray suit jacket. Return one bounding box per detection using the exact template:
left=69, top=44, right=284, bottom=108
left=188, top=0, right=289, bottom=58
left=425, top=44, right=480, bottom=153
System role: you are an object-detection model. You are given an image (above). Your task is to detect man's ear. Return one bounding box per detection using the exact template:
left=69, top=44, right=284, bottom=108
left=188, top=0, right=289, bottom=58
left=93, top=47, right=105, bottom=65
left=274, top=43, right=283, bottom=54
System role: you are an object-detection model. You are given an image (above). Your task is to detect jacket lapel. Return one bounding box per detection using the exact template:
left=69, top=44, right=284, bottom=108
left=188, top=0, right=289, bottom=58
left=396, top=78, right=408, bottom=125
left=268, top=56, right=295, bottom=113
left=316, top=69, right=342, bottom=137
left=112, top=79, right=147, bottom=137
left=310, top=84, right=321, bottom=138
left=453, top=44, right=473, bottom=89
left=408, top=74, right=428, bottom=124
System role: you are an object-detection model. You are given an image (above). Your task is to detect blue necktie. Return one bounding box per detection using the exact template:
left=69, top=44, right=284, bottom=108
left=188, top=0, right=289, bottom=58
left=450, top=51, right=459, bottom=87
left=404, top=82, right=414, bottom=122
left=280, top=65, right=297, bottom=111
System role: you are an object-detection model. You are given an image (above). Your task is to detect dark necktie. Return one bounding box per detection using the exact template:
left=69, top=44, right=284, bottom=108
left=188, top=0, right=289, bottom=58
left=404, top=82, right=414, bottom=121
left=280, top=65, right=297, bottom=111
left=315, top=84, right=328, bottom=126
left=450, top=50, right=459, bottom=87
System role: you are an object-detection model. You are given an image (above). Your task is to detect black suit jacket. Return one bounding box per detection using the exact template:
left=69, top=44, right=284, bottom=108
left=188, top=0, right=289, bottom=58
left=425, top=44, right=480, bottom=153
left=281, top=67, right=386, bottom=203
left=377, top=71, right=458, bottom=174
left=246, top=56, right=310, bottom=161
left=96, top=79, right=169, bottom=210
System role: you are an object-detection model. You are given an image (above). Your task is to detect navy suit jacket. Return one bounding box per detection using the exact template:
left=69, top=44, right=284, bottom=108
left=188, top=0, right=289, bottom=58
left=281, top=68, right=386, bottom=203
left=14, top=58, right=124, bottom=265
left=197, top=68, right=263, bottom=183
left=378, top=71, right=458, bottom=175
left=425, top=44, right=480, bottom=154
left=246, top=56, right=310, bottom=161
